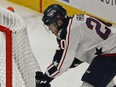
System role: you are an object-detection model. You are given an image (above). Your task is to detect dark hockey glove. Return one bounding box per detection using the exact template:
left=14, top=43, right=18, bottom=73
left=35, top=71, right=53, bottom=87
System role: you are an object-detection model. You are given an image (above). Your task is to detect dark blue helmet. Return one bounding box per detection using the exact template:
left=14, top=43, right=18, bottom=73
left=42, top=4, right=67, bottom=25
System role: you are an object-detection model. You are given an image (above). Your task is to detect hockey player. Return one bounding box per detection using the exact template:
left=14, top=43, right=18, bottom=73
left=35, top=4, right=116, bottom=87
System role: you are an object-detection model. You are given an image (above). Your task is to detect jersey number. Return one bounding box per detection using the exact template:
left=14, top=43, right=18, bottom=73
left=60, top=39, right=65, bottom=49
left=86, top=18, right=111, bottom=40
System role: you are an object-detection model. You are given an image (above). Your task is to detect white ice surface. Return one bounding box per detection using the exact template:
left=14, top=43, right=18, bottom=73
left=0, top=0, right=115, bottom=87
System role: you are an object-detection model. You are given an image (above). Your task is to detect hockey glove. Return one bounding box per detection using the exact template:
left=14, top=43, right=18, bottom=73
left=35, top=71, right=53, bottom=87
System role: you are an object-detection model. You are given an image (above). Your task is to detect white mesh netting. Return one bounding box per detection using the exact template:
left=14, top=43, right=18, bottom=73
left=0, top=7, right=41, bottom=87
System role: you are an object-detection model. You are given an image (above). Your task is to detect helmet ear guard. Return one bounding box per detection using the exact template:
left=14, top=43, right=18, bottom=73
left=42, top=4, right=67, bottom=26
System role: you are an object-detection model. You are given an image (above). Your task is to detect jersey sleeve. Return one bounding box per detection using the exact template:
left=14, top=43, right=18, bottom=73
left=45, top=17, right=82, bottom=78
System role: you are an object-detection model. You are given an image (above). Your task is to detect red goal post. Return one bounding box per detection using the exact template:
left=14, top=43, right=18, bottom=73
left=0, top=25, right=12, bottom=87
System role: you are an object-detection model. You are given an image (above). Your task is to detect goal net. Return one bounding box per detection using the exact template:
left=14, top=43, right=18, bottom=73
left=0, top=7, right=41, bottom=87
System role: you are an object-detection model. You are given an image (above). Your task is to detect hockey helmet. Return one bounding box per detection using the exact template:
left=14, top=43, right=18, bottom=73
left=42, top=4, right=67, bottom=26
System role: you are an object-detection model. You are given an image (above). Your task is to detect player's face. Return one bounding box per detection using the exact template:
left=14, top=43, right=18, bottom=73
left=48, top=23, right=59, bottom=36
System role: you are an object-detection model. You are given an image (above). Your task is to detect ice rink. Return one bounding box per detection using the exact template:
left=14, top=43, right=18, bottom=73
left=0, top=0, right=115, bottom=87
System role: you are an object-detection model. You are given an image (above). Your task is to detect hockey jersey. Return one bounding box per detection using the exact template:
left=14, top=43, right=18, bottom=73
left=45, top=14, right=116, bottom=78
